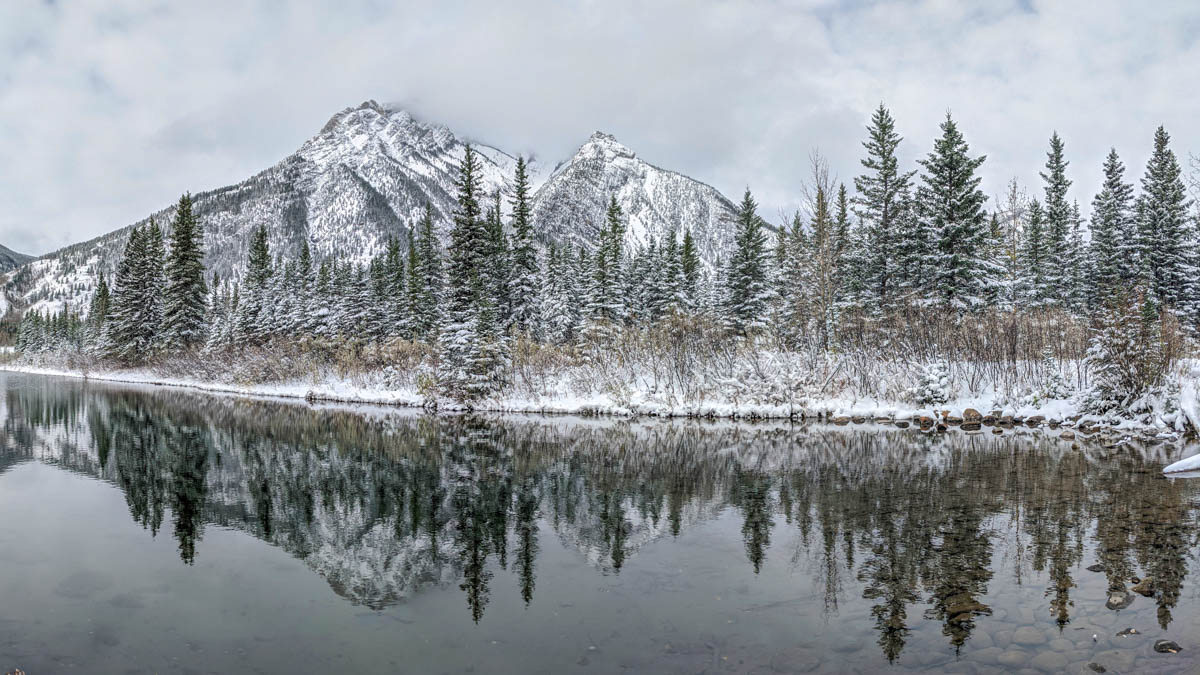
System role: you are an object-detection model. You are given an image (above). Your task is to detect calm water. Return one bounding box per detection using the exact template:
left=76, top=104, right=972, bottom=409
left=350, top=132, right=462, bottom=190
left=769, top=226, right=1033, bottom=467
left=1, top=374, right=1199, bottom=674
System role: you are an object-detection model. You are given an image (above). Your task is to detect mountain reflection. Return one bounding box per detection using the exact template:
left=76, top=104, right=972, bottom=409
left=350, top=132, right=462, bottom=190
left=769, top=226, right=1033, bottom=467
left=2, top=375, right=1198, bottom=661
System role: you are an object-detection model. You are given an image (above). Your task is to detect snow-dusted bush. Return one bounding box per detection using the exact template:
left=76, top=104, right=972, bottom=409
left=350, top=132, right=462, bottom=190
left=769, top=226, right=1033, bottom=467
left=907, top=361, right=950, bottom=406
left=1084, top=287, right=1181, bottom=414
left=1017, top=347, right=1074, bottom=407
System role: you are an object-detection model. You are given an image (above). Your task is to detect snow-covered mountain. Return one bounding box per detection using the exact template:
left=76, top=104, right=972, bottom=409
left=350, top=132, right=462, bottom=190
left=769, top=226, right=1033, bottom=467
left=532, top=132, right=737, bottom=266
left=6, top=101, right=738, bottom=315
left=0, top=244, right=31, bottom=273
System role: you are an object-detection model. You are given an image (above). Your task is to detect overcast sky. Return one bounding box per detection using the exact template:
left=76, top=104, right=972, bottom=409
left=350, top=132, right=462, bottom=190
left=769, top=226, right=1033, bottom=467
left=1, top=0, right=1198, bottom=256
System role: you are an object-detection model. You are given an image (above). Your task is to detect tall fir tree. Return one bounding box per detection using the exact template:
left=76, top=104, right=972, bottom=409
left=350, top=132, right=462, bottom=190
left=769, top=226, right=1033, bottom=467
left=508, top=156, right=540, bottom=334
left=583, top=196, right=627, bottom=337
left=414, top=202, right=443, bottom=341
left=1020, top=199, right=1047, bottom=305
left=440, top=145, right=506, bottom=402
left=916, top=113, right=995, bottom=311
left=161, top=193, right=208, bottom=351
left=235, top=224, right=273, bottom=342
left=724, top=188, right=771, bottom=334
left=680, top=229, right=701, bottom=312
left=1089, top=148, right=1136, bottom=301
left=1039, top=132, right=1073, bottom=308
left=854, top=104, right=916, bottom=313
left=1137, top=126, right=1193, bottom=319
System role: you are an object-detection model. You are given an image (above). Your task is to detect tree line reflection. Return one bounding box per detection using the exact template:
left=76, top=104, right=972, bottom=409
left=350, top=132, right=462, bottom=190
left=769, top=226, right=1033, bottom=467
left=2, top=376, right=1198, bottom=662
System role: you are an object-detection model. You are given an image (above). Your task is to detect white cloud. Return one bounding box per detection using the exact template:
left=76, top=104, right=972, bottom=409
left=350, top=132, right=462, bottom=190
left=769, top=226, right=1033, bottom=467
left=0, top=0, right=1196, bottom=254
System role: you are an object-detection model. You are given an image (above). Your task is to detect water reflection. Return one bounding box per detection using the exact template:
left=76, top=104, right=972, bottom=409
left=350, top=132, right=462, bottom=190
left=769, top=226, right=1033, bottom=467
left=2, top=375, right=1199, bottom=665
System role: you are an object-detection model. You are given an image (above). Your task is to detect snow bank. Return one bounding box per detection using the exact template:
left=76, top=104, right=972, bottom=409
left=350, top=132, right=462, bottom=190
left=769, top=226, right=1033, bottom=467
left=3, top=358, right=1193, bottom=448
left=1163, top=453, right=1200, bottom=474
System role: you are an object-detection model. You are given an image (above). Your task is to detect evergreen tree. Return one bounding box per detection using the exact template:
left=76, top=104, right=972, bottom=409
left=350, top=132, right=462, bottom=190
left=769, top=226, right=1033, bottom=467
left=235, top=224, right=273, bottom=343
left=414, top=203, right=443, bottom=341
left=854, top=104, right=916, bottom=313
left=1089, top=148, right=1135, bottom=299
left=1137, top=126, right=1193, bottom=317
left=85, top=274, right=111, bottom=353
left=105, top=224, right=164, bottom=362
left=143, top=219, right=167, bottom=344
left=916, top=114, right=995, bottom=311
left=440, top=145, right=506, bottom=402
left=508, top=156, right=540, bottom=334
left=680, top=230, right=701, bottom=311
left=403, top=227, right=423, bottom=339
left=1039, top=132, right=1073, bottom=308
left=1020, top=199, right=1047, bottom=305
left=585, top=196, right=627, bottom=329
left=724, top=188, right=771, bottom=334
left=161, top=193, right=208, bottom=351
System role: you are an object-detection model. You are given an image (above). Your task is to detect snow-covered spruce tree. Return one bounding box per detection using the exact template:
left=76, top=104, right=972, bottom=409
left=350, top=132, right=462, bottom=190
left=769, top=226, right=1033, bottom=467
left=1137, top=126, right=1193, bottom=323
left=854, top=103, right=916, bottom=315
left=1089, top=148, right=1136, bottom=302
left=1085, top=283, right=1174, bottom=413
left=916, top=114, right=997, bottom=311
left=539, top=243, right=572, bottom=344
left=105, top=222, right=165, bottom=363
left=402, top=227, right=423, bottom=340
left=85, top=273, right=111, bottom=354
left=680, top=229, right=701, bottom=312
left=581, top=196, right=627, bottom=343
left=724, top=188, right=771, bottom=334
left=1019, top=199, right=1047, bottom=306
left=161, top=193, right=208, bottom=352
left=234, top=224, right=272, bottom=344
left=203, top=273, right=231, bottom=353
left=380, top=236, right=405, bottom=339
left=483, top=191, right=512, bottom=329
left=1039, top=132, right=1073, bottom=310
left=439, top=145, right=507, bottom=403
left=892, top=185, right=933, bottom=301
left=508, top=156, right=540, bottom=335
left=413, top=202, right=443, bottom=342
left=908, top=361, right=951, bottom=406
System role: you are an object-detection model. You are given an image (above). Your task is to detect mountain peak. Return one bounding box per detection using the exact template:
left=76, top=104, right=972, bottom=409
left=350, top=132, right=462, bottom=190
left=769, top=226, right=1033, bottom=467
left=578, top=131, right=635, bottom=159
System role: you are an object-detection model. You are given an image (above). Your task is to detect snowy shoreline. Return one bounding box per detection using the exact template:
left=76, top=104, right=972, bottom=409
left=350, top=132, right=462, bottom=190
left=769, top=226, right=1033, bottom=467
left=4, top=361, right=1196, bottom=452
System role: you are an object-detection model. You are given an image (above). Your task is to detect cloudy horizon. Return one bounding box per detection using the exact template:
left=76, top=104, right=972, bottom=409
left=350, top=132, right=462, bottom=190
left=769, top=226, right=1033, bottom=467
left=2, top=0, right=1198, bottom=256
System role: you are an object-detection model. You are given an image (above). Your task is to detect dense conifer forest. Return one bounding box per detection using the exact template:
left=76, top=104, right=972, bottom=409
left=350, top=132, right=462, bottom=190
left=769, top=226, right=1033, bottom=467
left=14, top=106, right=1200, bottom=424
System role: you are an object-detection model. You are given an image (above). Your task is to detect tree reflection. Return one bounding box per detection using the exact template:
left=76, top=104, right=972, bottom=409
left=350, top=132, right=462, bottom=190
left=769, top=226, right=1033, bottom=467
left=2, top=375, right=1199, bottom=648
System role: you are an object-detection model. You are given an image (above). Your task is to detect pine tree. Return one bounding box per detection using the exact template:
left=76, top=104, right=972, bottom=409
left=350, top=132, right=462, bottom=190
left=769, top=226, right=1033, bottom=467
left=85, top=274, right=111, bottom=354
left=680, top=230, right=701, bottom=311
left=854, top=104, right=916, bottom=314
left=1137, top=126, right=1193, bottom=318
left=440, top=145, right=506, bottom=402
left=414, top=202, right=443, bottom=341
left=403, top=227, right=423, bottom=339
left=105, top=224, right=164, bottom=362
left=161, top=193, right=208, bottom=351
left=1039, top=132, right=1073, bottom=308
left=508, top=156, right=540, bottom=334
left=143, top=219, right=167, bottom=345
left=1020, top=199, right=1047, bottom=305
left=235, top=224, right=273, bottom=343
left=724, top=188, right=771, bottom=334
left=1089, top=149, right=1135, bottom=300
left=916, top=114, right=994, bottom=311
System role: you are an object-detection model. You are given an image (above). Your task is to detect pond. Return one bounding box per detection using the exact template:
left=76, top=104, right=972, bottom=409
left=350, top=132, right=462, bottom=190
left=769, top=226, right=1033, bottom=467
left=0, top=372, right=1198, bottom=674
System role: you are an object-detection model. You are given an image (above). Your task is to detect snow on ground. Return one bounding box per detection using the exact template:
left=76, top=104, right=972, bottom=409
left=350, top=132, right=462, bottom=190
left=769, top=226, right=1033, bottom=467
left=5, top=358, right=1196, bottom=444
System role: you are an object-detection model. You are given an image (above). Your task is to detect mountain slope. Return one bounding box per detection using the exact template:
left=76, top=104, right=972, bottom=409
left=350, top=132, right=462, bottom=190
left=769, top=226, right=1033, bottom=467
left=9, top=101, right=518, bottom=314
left=531, top=132, right=738, bottom=267
left=0, top=244, right=32, bottom=273
left=8, top=104, right=738, bottom=316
